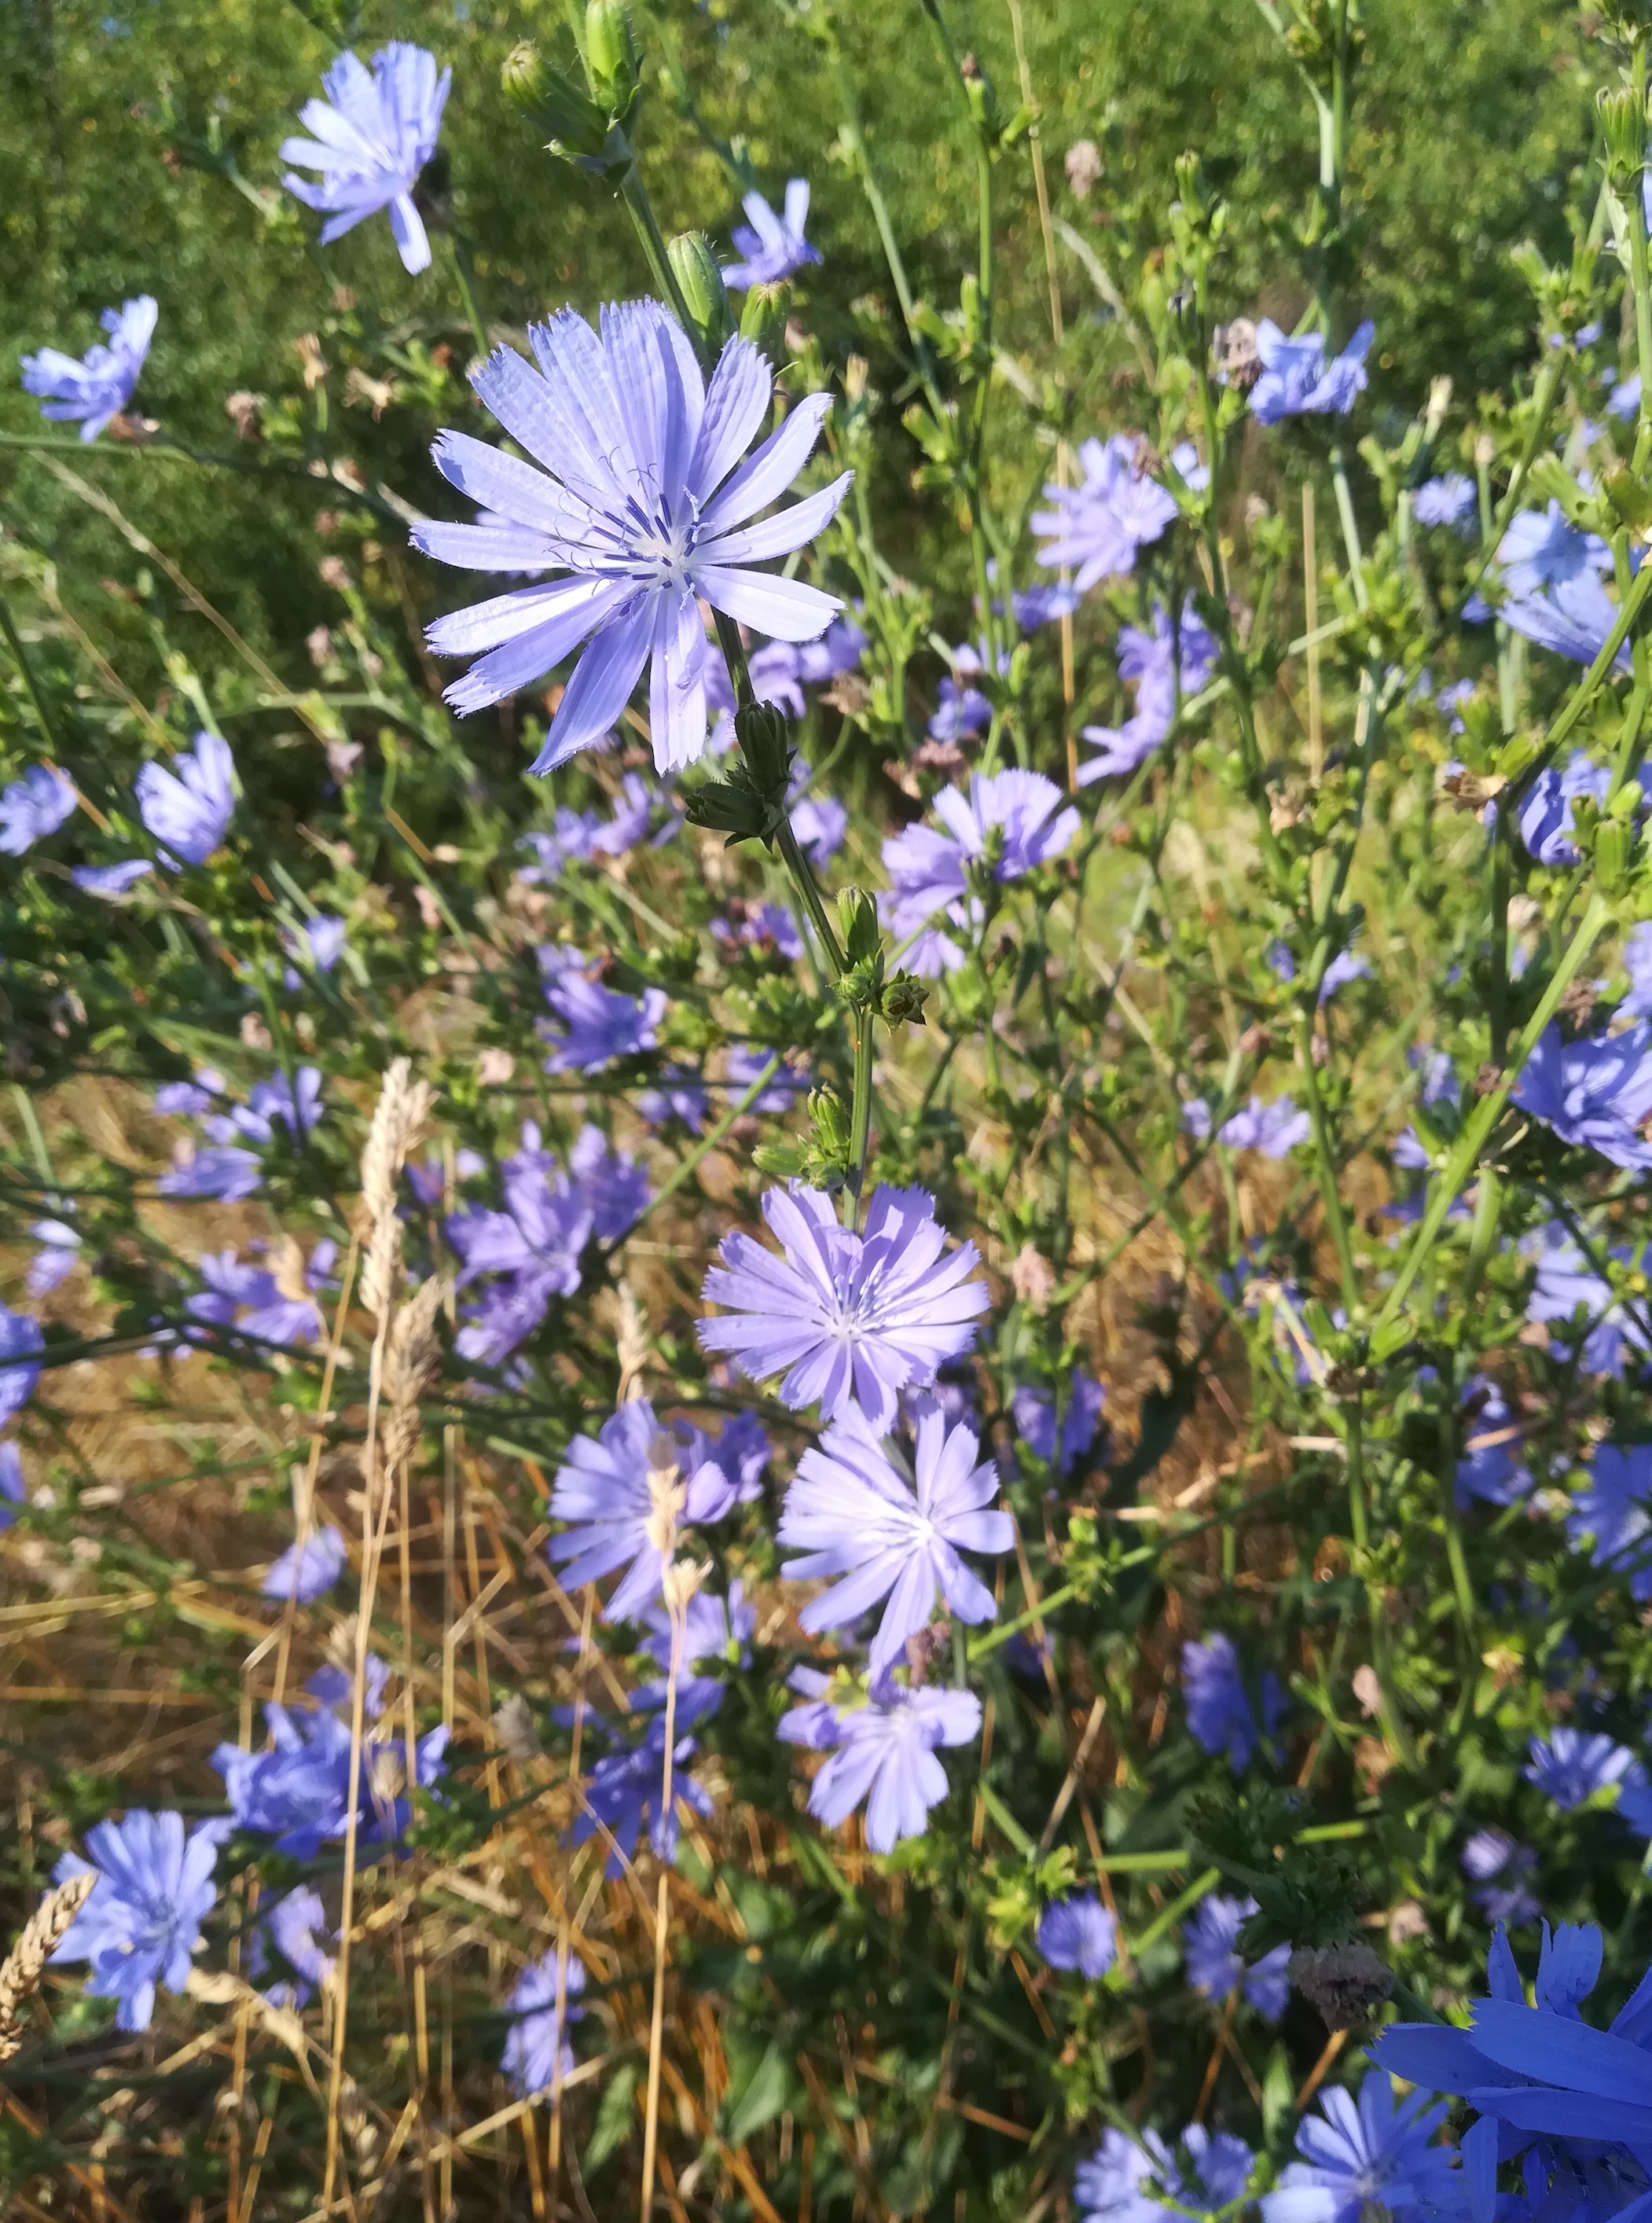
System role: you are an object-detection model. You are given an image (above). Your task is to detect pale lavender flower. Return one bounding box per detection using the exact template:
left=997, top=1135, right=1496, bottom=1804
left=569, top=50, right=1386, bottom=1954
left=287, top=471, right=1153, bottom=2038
left=26, top=1218, right=79, bottom=1299
left=927, top=645, right=1001, bottom=744
left=136, top=731, right=235, bottom=868
left=542, top=970, right=666, bottom=1072
left=412, top=303, right=850, bottom=762
left=1568, top=1442, right=1652, bottom=1597
left=547, top=1398, right=740, bottom=1622
left=50, top=1810, right=226, bottom=2031
left=1518, top=751, right=1611, bottom=866
left=282, top=914, right=347, bottom=987
left=262, top=1526, right=348, bottom=1603
left=0, top=764, right=76, bottom=854
left=1037, top=1893, right=1117, bottom=1979
left=1525, top=1222, right=1652, bottom=1376
left=1031, top=435, right=1177, bottom=591
left=1077, top=2128, right=1255, bottom=2223
left=281, top=43, right=450, bottom=274
left=21, top=296, right=156, bottom=442
left=1318, top=949, right=1371, bottom=1002
left=185, top=1250, right=270, bottom=1337
left=569, top=1123, right=651, bottom=1241
left=1012, top=582, right=1081, bottom=629
left=883, top=770, right=1078, bottom=976
left=1461, top=1829, right=1540, bottom=1929
left=1502, top=571, right=1631, bottom=672
left=262, top=1885, right=336, bottom=2007
left=1499, top=503, right=1611, bottom=597
left=791, top=788, right=847, bottom=866
left=0, top=1443, right=24, bottom=1530
left=218, top=1067, right=322, bottom=1145
left=1525, top=1726, right=1636, bottom=1809
left=1624, top=921, right=1652, bottom=1016
left=567, top=1718, right=712, bottom=1872
left=779, top=1403, right=1010, bottom=1677
left=1011, top=1372, right=1106, bottom=1475
left=1079, top=600, right=1220, bottom=784
left=157, top=1145, right=262, bottom=1203
left=725, top=178, right=822, bottom=289
left=1183, top=1892, right=1291, bottom=2019
left=502, top=1953, right=586, bottom=2095
left=696, top=1411, right=771, bottom=1505
left=699, top=1183, right=990, bottom=1433
left=637, top=1579, right=757, bottom=1727
left=1455, top=1376, right=1529, bottom=1510
left=591, top=772, right=655, bottom=855
left=777, top=1670, right=981, bottom=1852
left=0, top=1304, right=43, bottom=1421
left=1512, top=1022, right=1652, bottom=1171
left=519, top=812, right=602, bottom=881
left=1182, top=1633, right=1283, bottom=1772
left=725, top=1043, right=809, bottom=1114
left=1262, top=2073, right=1456, bottom=2223
left=712, top=900, right=804, bottom=961
left=214, top=1663, right=447, bottom=1857
left=637, top=1066, right=710, bottom=1132
left=72, top=859, right=153, bottom=897
left=447, top=1135, right=593, bottom=1361
left=1250, top=319, right=1373, bottom=423
left=1185, top=1094, right=1309, bottom=1157
left=1413, top=474, right=1478, bottom=532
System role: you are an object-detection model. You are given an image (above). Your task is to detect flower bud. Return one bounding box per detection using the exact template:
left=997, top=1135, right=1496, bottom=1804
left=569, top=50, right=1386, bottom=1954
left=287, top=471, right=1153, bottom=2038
left=738, top=280, right=791, bottom=362
left=501, top=41, right=549, bottom=109
left=1599, top=84, right=1649, bottom=186
left=837, top=887, right=880, bottom=968
left=667, top=231, right=735, bottom=353
left=734, top=698, right=793, bottom=797
left=808, top=1085, right=851, bottom=1161
left=586, top=0, right=637, bottom=105
left=880, top=971, right=929, bottom=1027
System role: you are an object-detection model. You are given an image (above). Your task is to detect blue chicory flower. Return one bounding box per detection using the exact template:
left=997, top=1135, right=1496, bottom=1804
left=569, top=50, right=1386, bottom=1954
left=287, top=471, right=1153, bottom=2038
left=501, top=1951, right=586, bottom=2096
left=1184, top=1093, right=1311, bottom=1157
left=50, top=1810, right=227, bottom=2031
left=1413, top=473, right=1478, bottom=532
left=1182, top=1633, right=1285, bottom=1772
left=712, top=900, right=804, bottom=961
left=20, top=296, right=157, bottom=442
left=725, top=1044, right=809, bottom=1115
left=778, top=1402, right=1010, bottom=1679
left=546, top=1399, right=741, bottom=1623
left=0, top=1442, right=25, bottom=1527
left=883, top=769, right=1079, bottom=976
left=1183, top=1891, right=1292, bottom=2019
left=1525, top=1222, right=1652, bottom=1377
left=635, top=1579, right=757, bottom=1728
left=412, top=302, right=850, bottom=760
left=1461, top=1829, right=1540, bottom=1930
left=1079, top=600, right=1221, bottom=784
left=0, top=764, right=77, bottom=855
left=725, top=178, right=822, bottom=289
left=25, top=1218, right=79, bottom=1299
left=1518, top=751, right=1612, bottom=866
left=1011, top=1371, right=1107, bottom=1476
left=542, top=968, right=666, bottom=1072
left=1037, top=1892, right=1118, bottom=1979
left=157, top=1145, right=263, bottom=1203
left=1031, top=435, right=1178, bottom=593
left=262, top=1526, right=348, bottom=1603
left=1501, top=571, right=1631, bottom=673
left=1524, top=1725, right=1637, bottom=1810
left=1499, top=504, right=1612, bottom=597
left=0, top=1304, right=44, bottom=1422
left=791, top=787, right=849, bottom=867
left=1250, top=318, right=1373, bottom=423
left=637, top=1065, right=711, bottom=1132
left=259, top=1885, right=337, bottom=2009
left=1077, top=2126, right=1255, bottom=2223
left=136, top=730, right=236, bottom=868
left=569, top=1123, right=651, bottom=1241
left=72, top=859, right=156, bottom=897
left=567, top=1716, right=713, bottom=1874
left=1261, top=2071, right=1458, bottom=2223
left=777, top=1668, right=981, bottom=1854
left=281, top=43, right=450, bottom=274
left=1568, top=1442, right=1652, bottom=1597
left=282, top=913, right=348, bottom=987
left=699, top=1183, right=990, bottom=1434
left=446, top=1129, right=593, bottom=1361
left=1454, top=1375, right=1530, bottom=1509
left=1511, top=1023, right=1652, bottom=1172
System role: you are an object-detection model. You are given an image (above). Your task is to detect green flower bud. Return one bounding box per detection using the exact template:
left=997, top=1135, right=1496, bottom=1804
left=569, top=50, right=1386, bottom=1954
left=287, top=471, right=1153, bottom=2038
left=733, top=699, right=793, bottom=798
left=681, top=775, right=769, bottom=845
left=809, top=1085, right=852, bottom=1160
left=1599, top=85, right=1650, bottom=186
left=667, top=231, right=735, bottom=352
left=501, top=41, right=549, bottom=109
left=837, top=887, right=879, bottom=968
left=586, top=0, right=637, bottom=105
left=738, top=280, right=791, bottom=362
left=880, top=971, right=929, bottom=1027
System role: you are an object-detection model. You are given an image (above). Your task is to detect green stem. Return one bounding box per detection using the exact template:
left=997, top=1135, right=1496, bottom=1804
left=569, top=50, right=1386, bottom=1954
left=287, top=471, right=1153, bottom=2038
left=606, top=1056, right=781, bottom=1250
left=1293, top=1012, right=1357, bottom=1311
left=1375, top=891, right=1612, bottom=1331
left=619, top=166, right=703, bottom=364
left=847, top=1011, right=876, bottom=1231
left=0, top=587, right=66, bottom=755
left=447, top=230, right=491, bottom=362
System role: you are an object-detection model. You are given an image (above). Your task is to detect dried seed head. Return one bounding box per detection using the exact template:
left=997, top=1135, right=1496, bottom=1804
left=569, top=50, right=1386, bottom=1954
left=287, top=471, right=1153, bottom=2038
left=644, top=1438, right=686, bottom=1561
left=660, top=1556, right=710, bottom=1619
left=0, top=1871, right=97, bottom=2062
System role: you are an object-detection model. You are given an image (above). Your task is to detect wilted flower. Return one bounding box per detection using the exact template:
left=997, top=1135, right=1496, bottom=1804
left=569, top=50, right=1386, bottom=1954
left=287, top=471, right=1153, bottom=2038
left=413, top=303, right=850, bottom=759
left=21, top=296, right=157, bottom=442
left=281, top=44, right=450, bottom=274
left=0, top=764, right=76, bottom=855
left=1064, top=138, right=1103, bottom=197
left=699, top=1184, right=989, bottom=1432
left=50, top=1810, right=227, bottom=2031
left=725, top=178, right=822, bottom=289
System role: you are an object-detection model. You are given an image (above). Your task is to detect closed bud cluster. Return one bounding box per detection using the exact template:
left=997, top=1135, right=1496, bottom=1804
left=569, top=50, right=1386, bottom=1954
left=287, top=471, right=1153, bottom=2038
left=1599, top=84, right=1650, bottom=185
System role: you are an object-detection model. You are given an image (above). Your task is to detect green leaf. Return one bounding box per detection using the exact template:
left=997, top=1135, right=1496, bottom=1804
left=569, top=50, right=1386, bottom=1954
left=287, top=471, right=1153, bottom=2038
left=724, top=2037, right=793, bottom=2147
left=584, top=2061, right=642, bottom=2175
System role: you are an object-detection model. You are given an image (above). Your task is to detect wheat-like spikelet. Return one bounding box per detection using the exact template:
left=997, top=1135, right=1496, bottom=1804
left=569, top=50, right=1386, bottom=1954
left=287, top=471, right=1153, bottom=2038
left=358, top=1060, right=433, bottom=1321
left=382, top=1276, right=446, bottom=1470
left=0, top=1871, right=96, bottom=2062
